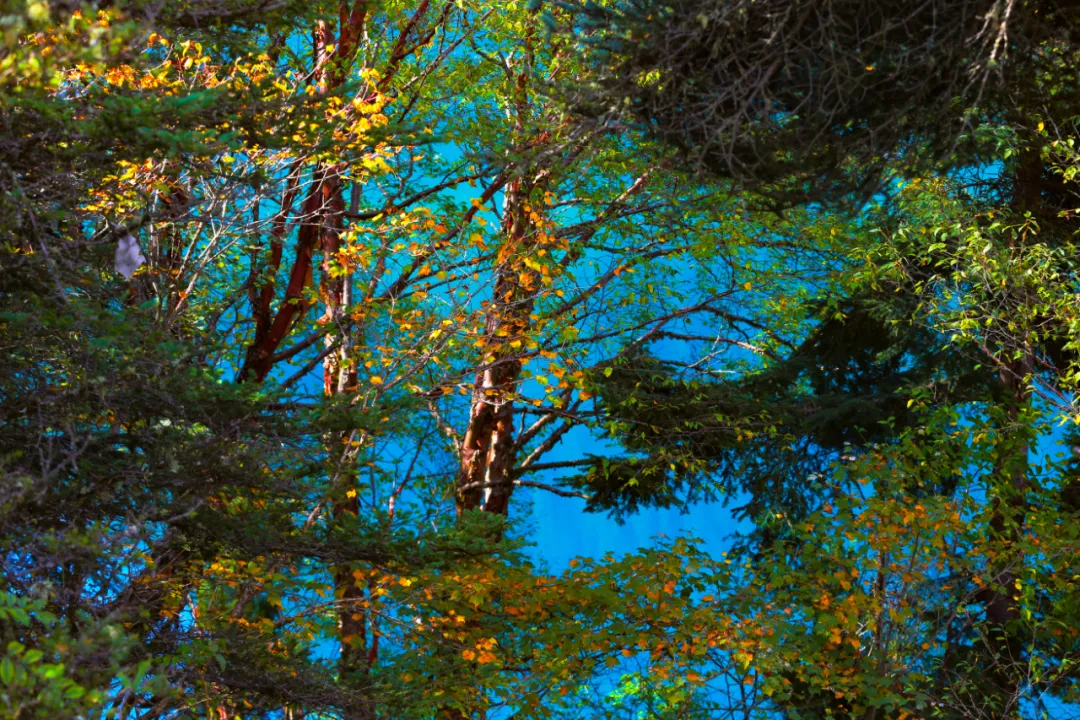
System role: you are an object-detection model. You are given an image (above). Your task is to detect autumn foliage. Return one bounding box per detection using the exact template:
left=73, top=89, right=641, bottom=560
left=3, top=1, right=1080, bottom=718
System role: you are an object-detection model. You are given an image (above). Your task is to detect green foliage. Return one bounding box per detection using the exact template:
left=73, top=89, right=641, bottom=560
left=0, top=592, right=120, bottom=718
left=581, top=290, right=994, bottom=531
left=8, top=0, right=1080, bottom=718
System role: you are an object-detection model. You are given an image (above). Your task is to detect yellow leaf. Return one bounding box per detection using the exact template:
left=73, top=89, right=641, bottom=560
left=27, top=1, right=49, bottom=22
left=370, top=376, right=383, bottom=385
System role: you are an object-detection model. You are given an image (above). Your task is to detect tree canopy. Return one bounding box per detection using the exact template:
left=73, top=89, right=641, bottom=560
left=3, top=1, right=1080, bottom=718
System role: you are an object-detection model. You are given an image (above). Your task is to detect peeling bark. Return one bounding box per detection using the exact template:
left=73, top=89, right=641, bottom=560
left=456, top=174, right=539, bottom=516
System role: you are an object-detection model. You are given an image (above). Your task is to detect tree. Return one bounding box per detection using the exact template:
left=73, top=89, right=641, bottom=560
left=13, top=1, right=1080, bottom=718
left=567, top=0, right=1079, bottom=203
left=563, top=3, right=1080, bottom=715
left=0, top=2, right=485, bottom=715
left=3, top=1, right=818, bottom=716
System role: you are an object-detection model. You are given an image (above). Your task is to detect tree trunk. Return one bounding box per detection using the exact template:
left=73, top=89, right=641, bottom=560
left=979, top=145, right=1041, bottom=718
left=310, top=12, right=379, bottom=701
left=456, top=9, right=541, bottom=518
left=456, top=174, right=539, bottom=517
left=982, top=354, right=1031, bottom=719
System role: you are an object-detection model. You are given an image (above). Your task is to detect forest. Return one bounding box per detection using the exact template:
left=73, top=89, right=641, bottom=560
left=4, top=0, right=1080, bottom=718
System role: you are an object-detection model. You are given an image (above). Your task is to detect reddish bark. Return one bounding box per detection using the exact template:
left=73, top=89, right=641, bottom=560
left=455, top=18, right=542, bottom=518
left=321, top=8, right=402, bottom=695
left=231, top=4, right=457, bottom=705
left=243, top=161, right=304, bottom=380
left=236, top=5, right=377, bottom=691
left=240, top=183, right=324, bottom=382
left=238, top=0, right=434, bottom=383
left=456, top=175, right=539, bottom=516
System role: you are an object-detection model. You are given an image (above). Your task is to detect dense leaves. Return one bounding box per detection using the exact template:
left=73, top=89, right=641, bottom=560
left=568, top=0, right=1080, bottom=203
left=4, top=0, right=1080, bottom=718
